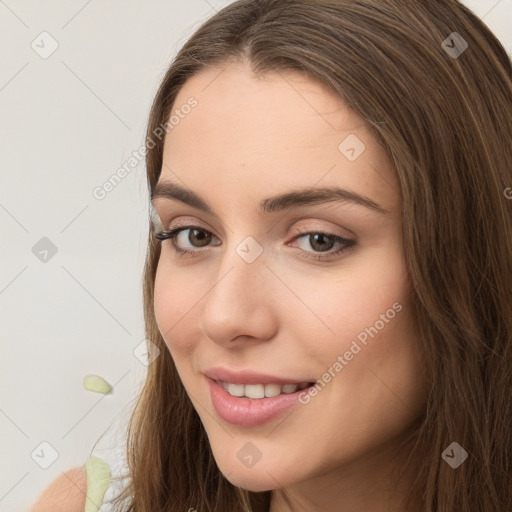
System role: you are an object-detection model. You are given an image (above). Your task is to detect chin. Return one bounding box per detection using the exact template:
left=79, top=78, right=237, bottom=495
left=215, top=454, right=301, bottom=492
left=223, top=471, right=278, bottom=493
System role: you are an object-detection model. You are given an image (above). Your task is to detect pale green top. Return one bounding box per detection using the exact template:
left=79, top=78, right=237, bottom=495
left=84, top=455, right=111, bottom=512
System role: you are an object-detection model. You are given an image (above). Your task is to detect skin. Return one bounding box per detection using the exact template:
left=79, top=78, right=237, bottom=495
left=152, top=59, right=429, bottom=512
left=29, top=466, right=86, bottom=512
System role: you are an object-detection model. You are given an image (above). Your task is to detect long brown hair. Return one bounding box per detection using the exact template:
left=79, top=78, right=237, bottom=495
left=108, top=1, right=512, bottom=510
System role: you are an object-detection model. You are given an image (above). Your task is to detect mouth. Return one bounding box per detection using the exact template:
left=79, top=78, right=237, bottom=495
left=206, top=377, right=317, bottom=427
left=214, top=379, right=315, bottom=399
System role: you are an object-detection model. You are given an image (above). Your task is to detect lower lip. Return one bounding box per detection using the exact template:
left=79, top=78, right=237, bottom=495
left=207, top=377, right=309, bottom=427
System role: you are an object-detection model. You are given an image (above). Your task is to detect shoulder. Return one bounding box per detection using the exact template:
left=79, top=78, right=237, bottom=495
left=29, top=465, right=87, bottom=512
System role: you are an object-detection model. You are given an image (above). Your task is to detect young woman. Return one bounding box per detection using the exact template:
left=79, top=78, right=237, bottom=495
left=31, top=0, right=512, bottom=511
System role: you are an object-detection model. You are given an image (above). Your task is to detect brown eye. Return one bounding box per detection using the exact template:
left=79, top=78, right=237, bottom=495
left=188, top=228, right=212, bottom=247
left=290, top=231, right=356, bottom=261
left=308, top=233, right=336, bottom=252
left=155, top=226, right=220, bottom=255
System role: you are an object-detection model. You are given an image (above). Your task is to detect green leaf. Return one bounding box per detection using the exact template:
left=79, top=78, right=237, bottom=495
left=84, top=455, right=111, bottom=512
left=83, top=375, right=113, bottom=395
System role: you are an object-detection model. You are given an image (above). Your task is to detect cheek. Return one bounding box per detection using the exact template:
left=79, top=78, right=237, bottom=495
left=297, top=242, right=425, bottom=399
left=308, top=254, right=426, bottom=424
left=296, top=244, right=409, bottom=353
left=153, top=258, right=201, bottom=356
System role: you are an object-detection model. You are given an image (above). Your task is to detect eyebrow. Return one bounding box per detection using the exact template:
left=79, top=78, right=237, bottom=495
left=151, top=180, right=389, bottom=215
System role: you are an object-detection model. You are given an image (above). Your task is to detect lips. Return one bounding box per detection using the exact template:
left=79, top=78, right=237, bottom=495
left=203, top=367, right=316, bottom=426
left=206, top=377, right=312, bottom=427
left=203, top=366, right=314, bottom=386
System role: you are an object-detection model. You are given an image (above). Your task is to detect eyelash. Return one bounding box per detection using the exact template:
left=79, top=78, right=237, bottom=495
left=154, top=225, right=356, bottom=261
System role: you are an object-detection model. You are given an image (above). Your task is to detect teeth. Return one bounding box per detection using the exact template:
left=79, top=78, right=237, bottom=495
left=264, top=384, right=282, bottom=397
left=225, top=382, right=243, bottom=397
left=220, top=381, right=310, bottom=399
left=244, top=384, right=265, bottom=399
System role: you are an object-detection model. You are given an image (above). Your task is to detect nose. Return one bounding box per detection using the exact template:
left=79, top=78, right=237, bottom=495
left=200, top=242, right=279, bottom=347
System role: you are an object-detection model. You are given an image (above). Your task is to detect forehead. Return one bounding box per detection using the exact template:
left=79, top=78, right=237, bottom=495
left=161, top=61, right=399, bottom=215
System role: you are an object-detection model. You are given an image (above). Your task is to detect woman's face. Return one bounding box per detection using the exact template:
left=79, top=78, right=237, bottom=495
left=152, top=60, right=428, bottom=498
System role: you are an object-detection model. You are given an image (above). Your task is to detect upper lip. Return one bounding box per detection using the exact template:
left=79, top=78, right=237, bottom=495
left=204, top=367, right=313, bottom=386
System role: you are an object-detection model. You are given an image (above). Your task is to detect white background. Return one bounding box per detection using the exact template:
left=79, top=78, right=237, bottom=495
left=1, top=1, right=511, bottom=511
